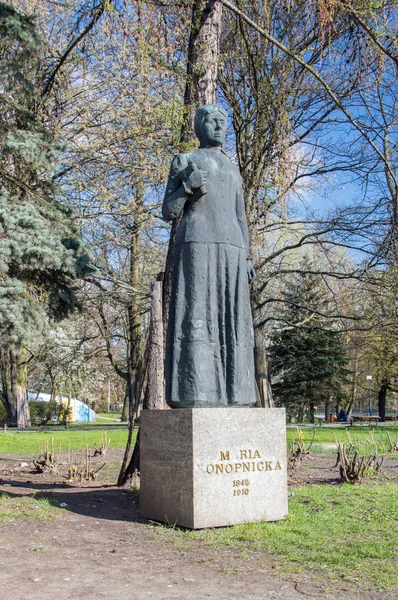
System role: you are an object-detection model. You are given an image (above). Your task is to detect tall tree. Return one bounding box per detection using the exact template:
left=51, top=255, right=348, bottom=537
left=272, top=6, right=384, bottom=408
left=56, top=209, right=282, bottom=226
left=220, top=0, right=362, bottom=404
left=220, top=0, right=398, bottom=268
left=163, top=0, right=223, bottom=328
left=269, top=257, right=350, bottom=421
left=0, top=3, right=92, bottom=426
left=352, top=271, right=398, bottom=420
left=118, top=0, right=224, bottom=485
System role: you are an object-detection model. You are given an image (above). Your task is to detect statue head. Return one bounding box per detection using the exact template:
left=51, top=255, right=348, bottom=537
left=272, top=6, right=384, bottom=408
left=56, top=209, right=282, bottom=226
left=194, top=104, right=228, bottom=147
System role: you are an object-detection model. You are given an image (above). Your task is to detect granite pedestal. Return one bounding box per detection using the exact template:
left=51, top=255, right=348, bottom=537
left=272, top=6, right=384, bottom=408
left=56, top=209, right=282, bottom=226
left=140, top=408, right=288, bottom=529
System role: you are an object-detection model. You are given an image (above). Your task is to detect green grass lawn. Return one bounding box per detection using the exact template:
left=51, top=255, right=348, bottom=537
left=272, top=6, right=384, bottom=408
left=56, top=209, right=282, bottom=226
left=30, top=412, right=127, bottom=427
left=1, top=423, right=397, bottom=592
left=95, top=412, right=127, bottom=424
left=164, top=483, right=398, bottom=591
left=1, top=425, right=397, bottom=456
left=0, top=428, right=136, bottom=455
left=286, top=425, right=398, bottom=451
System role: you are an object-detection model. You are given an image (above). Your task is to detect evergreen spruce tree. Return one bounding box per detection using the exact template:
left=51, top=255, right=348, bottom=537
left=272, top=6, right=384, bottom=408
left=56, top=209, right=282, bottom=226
left=269, top=257, right=349, bottom=422
left=0, top=3, right=93, bottom=426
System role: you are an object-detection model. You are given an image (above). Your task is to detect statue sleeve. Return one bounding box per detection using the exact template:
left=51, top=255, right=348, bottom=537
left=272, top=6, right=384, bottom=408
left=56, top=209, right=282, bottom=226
left=236, top=177, right=250, bottom=257
left=162, top=154, right=190, bottom=222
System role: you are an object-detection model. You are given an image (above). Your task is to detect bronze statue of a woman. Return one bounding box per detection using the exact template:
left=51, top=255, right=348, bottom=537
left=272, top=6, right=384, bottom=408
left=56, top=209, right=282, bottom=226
left=162, top=105, right=256, bottom=408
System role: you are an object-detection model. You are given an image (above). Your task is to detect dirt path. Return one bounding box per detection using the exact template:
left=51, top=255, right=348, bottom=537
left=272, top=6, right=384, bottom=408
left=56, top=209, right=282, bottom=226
left=0, top=484, right=307, bottom=600
left=0, top=453, right=397, bottom=600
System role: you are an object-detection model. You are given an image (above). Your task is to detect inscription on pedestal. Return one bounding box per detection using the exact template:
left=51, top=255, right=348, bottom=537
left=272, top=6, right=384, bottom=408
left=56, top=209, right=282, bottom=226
left=140, top=408, right=288, bottom=529
left=205, top=449, right=285, bottom=498
left=206, top=449, right=283, bottom=474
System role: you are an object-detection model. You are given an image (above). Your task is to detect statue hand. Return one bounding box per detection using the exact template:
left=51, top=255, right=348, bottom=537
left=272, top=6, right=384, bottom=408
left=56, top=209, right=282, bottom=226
left=185, top=163, right=207, bottom=193
left=247, top=260, right=256, bottom=283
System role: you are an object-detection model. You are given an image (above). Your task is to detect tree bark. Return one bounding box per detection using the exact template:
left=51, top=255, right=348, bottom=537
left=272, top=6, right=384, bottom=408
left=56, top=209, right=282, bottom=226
left=346, top=349, right=359, bottom=418
left=0, top=347, right=30, bottom=427
left=297, top=405, right=304, bottom=423
left=119, top=276, right=167, bottom=483
left=121, top=385, right=129, bottom=422
left=325, top=396, right=331, bottom=423
left=182, top=0, right=222, bottom=139
left=253, top=326, right=269, bottom=407
left=117, top=333, right=151, bottom=486
left=309, top=402, right=315, bottom=424
left=163, top=0, right=222, bottom=332
left=117, top=180, right=144, bottom=485
left=378, top=381, right=388, bottom=422
left=117, top=346, right=137, bottom=487
left=146, top=278, right=165, bottom=410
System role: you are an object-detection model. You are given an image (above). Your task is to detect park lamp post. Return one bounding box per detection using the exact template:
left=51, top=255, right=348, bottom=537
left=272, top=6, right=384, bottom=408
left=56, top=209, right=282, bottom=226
left=366, top=373, right=372, bottom=416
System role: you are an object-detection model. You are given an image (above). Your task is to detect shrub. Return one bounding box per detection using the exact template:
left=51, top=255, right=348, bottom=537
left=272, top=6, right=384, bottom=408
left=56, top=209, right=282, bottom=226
left=0, top=402, right=6, bottom=426
left=56, top=403, right=72, bottom=425
left=29, top=401, right=51, bottom=425
left=29, top=400, right=72, bottom=426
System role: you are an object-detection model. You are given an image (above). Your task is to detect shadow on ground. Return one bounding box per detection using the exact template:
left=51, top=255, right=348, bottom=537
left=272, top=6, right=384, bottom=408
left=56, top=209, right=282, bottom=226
left=0, top=480, right=141, bottom=522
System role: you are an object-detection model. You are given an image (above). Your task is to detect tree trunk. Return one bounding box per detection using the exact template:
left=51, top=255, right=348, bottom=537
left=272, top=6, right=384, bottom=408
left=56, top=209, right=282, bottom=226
left=346, top=349, right=359, bottom=418
left=325, top=396, right=331, bottom=422
left=378, top=381, right=388, bottom=422
left=309, top=402, right=315, bottom=424
left=297, top=405, right=304, bottom=423
left=163, top=0, right=222, bottom=332
left=182, top=0, right=222, bottom=139
left=146, top=278, right=165, bottom=410
left=117, top=210, right=143, bottom=484
left=117, top=345, right=137, bottom=486
left=253, top=326, right=271, bottom=407
left=121, top=384, right=129, bottom=421
left=0, top=347, right=30, bottom=427
left=119, top=277, right=166, bottom=483
left=117, top=333, right=151, bottom=486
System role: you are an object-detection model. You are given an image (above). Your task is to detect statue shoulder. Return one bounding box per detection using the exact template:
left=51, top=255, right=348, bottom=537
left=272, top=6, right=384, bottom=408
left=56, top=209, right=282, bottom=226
left=226, top=158, right=243, bottom=183
left=170, top=150, right=205, bottom=175
left=229, top=158, right=241, bottom=175
left=170, top=153, right=190, bottom=176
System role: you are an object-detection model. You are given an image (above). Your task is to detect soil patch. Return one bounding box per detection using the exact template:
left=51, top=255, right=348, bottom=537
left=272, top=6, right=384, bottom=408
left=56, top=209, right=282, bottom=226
left=0, top=451, right=397, bottom=600
left=288, top=452, right=398, bottom=486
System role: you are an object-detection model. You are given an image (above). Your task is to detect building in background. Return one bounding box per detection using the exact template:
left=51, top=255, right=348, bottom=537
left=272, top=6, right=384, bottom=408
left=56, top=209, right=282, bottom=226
left=27, top=392, right=96, bottom=423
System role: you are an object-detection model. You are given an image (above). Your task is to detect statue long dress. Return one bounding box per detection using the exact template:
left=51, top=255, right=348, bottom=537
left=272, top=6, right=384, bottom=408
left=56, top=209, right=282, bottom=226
left=162, top=147, right=256, bottom=408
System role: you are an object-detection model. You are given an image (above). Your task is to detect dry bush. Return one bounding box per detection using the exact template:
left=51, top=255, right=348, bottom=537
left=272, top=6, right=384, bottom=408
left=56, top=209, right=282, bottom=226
left=93, top=432, right=111, bottom=456
left=384, top=432, right=398, bottom=453
left=65, top=444, right=105, bottom=482
left=33, top=438, right=61, bottom=474
left=335, top=432, right=387, bottom=484
left=288, top=428, right=316, bottom=469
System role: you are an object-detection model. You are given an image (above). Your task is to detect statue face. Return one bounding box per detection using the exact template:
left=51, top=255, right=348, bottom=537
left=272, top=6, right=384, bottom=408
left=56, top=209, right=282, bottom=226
left=201, top=111, right=227, bottom=146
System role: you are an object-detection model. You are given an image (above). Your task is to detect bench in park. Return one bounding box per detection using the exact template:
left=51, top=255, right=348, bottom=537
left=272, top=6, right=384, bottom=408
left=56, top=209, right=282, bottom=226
left=383, top=415, right=398, bottom=423
left=317, top=415, right=398, bottom=426
left=350, top=415, right=380, bottom=426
